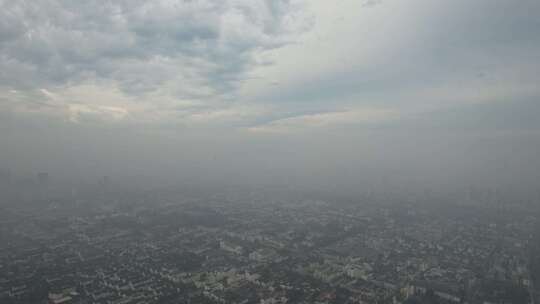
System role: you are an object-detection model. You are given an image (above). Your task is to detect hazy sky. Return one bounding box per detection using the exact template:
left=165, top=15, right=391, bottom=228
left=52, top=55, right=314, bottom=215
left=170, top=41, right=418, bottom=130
left=1, top=0, right=539, bottom=191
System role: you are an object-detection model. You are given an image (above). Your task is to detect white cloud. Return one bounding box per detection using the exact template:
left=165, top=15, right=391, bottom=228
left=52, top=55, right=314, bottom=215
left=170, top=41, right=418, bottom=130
left=68, top=104, right=129, bottom=123
left=248, top=107, right=397, bottom=133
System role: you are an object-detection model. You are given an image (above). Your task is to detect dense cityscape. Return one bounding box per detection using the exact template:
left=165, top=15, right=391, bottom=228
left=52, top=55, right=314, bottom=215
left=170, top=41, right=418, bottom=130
left=1, top=171, right=539, bottom=304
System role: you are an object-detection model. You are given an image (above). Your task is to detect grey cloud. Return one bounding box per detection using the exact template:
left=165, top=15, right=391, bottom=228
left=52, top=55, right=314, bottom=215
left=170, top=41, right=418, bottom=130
left=397, top=98, right=540, bottom=133
left=0, top=0, right=309, bottom=98
left=360, top=0, right=382, bottom=8
left=255, top=0, right=540, bottom=116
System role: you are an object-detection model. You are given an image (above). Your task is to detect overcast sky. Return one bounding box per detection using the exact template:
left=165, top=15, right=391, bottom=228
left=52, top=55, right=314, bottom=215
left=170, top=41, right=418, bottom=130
left=1, top=0, right=539, bottom=191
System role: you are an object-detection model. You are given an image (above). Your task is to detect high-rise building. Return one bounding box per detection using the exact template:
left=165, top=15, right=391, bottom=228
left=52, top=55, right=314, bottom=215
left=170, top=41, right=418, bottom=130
left=0, top=168, right=11, bottom=185
left=37, top=172, right=49, bottom=187
left=100, top=175, right=111, bottom=195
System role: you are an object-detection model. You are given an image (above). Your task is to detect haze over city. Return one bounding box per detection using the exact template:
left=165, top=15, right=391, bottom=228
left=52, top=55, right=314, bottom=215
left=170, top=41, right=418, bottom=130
left=1, top=0, right=539, bottom=193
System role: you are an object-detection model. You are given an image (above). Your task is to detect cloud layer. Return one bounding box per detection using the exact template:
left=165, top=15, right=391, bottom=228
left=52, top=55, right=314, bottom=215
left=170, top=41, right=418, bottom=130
left=1, top=0, right=311, bottom=124
left=2, top=0, right=539, bottom=131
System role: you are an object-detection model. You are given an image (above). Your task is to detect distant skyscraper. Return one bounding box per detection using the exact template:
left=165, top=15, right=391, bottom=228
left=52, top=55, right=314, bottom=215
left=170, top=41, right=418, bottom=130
left=0, top=168, right=11, bottom=185
left=101, top=175, right=111, bottom=194
left=36, top=172, right=51, bottom=200
left=37, top=172, right=49, bottom=187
